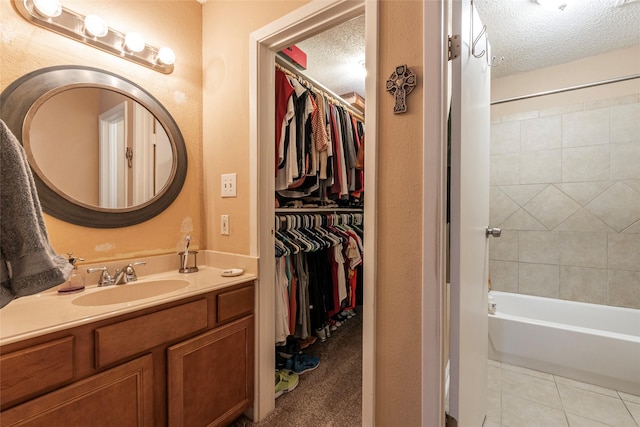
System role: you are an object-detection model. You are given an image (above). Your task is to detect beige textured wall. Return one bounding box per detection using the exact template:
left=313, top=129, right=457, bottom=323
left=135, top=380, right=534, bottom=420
left=0, top=0, right=203, bottom=263
left=376, top=1, right=425, bottom=424
left=202, top=0, right=431, bottom=424
left=201, top=0, right=309, bottom=254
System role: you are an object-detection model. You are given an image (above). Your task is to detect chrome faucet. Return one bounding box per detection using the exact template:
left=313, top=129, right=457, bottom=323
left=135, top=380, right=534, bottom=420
left=124, top=262, right=146, bottom=281
left=87, top=261, right=146, bottom=286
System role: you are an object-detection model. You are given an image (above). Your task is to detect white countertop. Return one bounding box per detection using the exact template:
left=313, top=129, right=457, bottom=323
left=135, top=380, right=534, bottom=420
left=0, top=266, right=256, bottom=346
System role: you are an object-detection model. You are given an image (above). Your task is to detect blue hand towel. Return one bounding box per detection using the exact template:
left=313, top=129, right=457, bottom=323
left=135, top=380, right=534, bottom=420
left=0, top=119, right=72, bottom=308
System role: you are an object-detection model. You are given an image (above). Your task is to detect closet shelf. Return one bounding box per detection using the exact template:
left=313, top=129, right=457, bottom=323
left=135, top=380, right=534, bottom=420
left=275, top=207, right=364, bottom=214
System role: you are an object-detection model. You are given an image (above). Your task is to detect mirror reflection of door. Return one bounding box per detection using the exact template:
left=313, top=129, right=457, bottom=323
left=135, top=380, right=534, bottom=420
left=131, top=104, right=173, bottom=205
left=99, top=102, right=127, bottom=208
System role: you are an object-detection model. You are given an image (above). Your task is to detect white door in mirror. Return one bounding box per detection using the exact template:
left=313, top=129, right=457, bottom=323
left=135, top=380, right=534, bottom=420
left=221, top=268, right=244, bottom=277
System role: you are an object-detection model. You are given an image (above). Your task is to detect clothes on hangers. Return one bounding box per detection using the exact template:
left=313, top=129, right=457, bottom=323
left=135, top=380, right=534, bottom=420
left=274, top=213, right=363, bottom=345
left=275, top=68, right=295, bottom=175
left=275, top=65, right=365, bottom=205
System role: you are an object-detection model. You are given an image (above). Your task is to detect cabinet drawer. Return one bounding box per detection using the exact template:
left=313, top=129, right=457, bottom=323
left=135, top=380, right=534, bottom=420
left=1, top=354, right=154, bottom=427
left=95, top=299, right=208, bottom=368
left=217, top=285, right=253, bottom=324
left=0, top=336, right=74, bottom=408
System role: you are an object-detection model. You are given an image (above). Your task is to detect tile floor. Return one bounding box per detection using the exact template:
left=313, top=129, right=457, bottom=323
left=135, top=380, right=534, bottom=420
left=485, top=360, right=640, bottom=427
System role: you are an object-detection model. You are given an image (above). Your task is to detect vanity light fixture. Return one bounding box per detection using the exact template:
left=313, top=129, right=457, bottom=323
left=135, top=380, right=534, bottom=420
left=13, top=0, right=175, bottom=73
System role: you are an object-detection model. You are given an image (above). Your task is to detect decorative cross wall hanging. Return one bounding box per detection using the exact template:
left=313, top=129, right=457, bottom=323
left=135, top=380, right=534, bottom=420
left=386, top=64, right=417, bottom=114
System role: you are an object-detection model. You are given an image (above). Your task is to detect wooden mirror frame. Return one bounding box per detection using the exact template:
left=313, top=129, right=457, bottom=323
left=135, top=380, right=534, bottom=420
left=0, top=65, right=187, bottom=228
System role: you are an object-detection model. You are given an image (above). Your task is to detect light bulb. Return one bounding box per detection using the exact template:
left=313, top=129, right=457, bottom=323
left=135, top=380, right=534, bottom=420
left=84, top=15, right=108, bottom=38
left=124, top=32, right=145, bottom=53
left=351, top=59, right=366, bottom=78
left=156, top=47, right=175, bottom=65
left=33, top=0, right=61, bottom=18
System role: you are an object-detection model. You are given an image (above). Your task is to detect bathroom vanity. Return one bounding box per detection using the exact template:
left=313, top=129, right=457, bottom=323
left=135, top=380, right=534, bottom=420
left=0, top=267, right=255, bottom=426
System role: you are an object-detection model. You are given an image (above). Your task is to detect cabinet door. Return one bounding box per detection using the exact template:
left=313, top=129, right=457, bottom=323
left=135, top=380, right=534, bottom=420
left=0, top=354, right=154, bottom=427
left=167, top=316, right=254, bottom=427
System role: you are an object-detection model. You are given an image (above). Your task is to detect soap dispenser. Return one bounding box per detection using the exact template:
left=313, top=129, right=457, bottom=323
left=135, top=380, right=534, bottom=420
left=58, top=253, right=86, bottom=294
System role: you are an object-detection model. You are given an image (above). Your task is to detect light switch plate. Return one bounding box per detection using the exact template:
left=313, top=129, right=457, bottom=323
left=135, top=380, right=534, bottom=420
left=221, top=173, right=237, bottom=197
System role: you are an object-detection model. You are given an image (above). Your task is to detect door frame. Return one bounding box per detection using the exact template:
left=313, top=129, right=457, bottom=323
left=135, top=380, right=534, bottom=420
left=422, top=1, right=449, bottom=425
left=249, top=0, right=378, bottom=423
left=98, top=101, right=127, bottom=208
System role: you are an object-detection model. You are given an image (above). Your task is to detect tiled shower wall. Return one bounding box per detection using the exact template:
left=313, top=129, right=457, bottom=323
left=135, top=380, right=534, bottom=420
left=489, top=93, right=640, bottom=309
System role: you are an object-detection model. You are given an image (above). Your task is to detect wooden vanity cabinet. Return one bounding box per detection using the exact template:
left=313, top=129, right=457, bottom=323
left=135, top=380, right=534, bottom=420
left=168, top=316, right=254, bottom=427
left=0, top=281, right=254, bottom=427
left=0, top=354, right=154, bottom=426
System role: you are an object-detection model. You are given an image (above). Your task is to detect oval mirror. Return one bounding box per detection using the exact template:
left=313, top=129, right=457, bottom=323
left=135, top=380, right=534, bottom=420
left=0, top=66, right=187, bottom=228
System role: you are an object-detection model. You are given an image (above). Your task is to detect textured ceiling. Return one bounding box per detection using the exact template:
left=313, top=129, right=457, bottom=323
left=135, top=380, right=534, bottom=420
left=294, top=15, right=366, bottom=98
left=294, top=0, right=640, bottom=97
left=475, top=0, right=640, bottom=79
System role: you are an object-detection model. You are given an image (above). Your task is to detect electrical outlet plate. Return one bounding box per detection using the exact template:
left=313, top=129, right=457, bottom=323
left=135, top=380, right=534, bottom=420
left=221, top=215, right=229, bottom=235
left=221, top=173, right=237, bottom=197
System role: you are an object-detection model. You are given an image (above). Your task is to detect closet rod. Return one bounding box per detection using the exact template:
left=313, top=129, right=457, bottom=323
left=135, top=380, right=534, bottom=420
left=275, top=208, right=364, bottom=214
left=275, top=56, right=365, bottom=121
left=491, top=73, right=640, bottom=105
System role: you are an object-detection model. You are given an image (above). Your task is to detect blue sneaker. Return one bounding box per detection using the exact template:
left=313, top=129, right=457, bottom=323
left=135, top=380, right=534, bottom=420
left=290, top=353, right=320, bottom=375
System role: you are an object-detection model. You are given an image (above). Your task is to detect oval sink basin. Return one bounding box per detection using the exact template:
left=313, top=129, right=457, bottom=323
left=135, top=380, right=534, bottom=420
left=72, top=280, right=190, bottom=306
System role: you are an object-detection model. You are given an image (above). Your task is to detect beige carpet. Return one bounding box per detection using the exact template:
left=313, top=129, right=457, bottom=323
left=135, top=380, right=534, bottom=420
left=231, top=308, right=363, bottom=426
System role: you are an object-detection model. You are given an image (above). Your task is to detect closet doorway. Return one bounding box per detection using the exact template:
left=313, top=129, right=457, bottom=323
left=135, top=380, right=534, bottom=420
left=249, top=1, right=378, bottom=423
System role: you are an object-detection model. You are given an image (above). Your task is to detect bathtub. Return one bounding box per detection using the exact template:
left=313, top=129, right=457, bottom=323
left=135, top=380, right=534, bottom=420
left=488, top=291, right=640, bottom=395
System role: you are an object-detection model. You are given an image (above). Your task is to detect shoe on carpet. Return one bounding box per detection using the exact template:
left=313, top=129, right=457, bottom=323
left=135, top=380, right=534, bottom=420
left=276, top=335, right=300, bottom=355
left=285, top=353, right=320, bottom=375
left=299, top=336, right=317, bottom=349
left=275, top=351, right=289, bottom=369
left=336, top=312, right=349, bottom=322
left=342, top=310, right=356, bottom=319
left=275, top=369, right=299, bottom=398
left=315, top=327, right=327, bottom=342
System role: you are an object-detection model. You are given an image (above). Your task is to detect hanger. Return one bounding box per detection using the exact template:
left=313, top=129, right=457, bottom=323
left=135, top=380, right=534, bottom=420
left=276, top=216, right=301, bottom=255
left=274, top=217, right=292, bottom=257
left=296, top=215, right=322, bottom=251
left=316, top=214, right=341, bottom=246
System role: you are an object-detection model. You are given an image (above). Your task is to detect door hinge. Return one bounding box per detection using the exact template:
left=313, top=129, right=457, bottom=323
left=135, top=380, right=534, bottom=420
left=448, top=35, right=461, bottom=61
